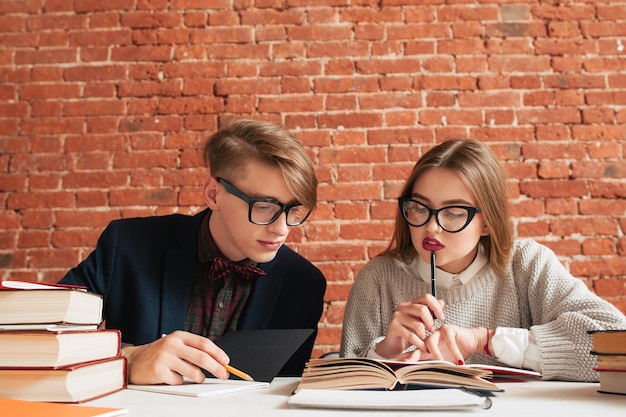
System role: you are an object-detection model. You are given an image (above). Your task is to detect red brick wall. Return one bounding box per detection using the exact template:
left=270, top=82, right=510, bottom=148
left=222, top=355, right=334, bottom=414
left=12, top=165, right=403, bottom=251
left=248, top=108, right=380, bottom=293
left=1, top=1, right=625, bottom=355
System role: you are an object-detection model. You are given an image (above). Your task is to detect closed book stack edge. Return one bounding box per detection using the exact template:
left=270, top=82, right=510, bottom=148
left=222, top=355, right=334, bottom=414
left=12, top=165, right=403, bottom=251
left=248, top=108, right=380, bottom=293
left=0, top=281, right=127, bottom=403
left=588, top=329, right=626, bottom=395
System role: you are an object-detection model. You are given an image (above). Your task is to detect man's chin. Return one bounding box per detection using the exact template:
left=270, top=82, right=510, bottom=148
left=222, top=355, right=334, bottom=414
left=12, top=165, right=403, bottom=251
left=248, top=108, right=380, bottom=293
left=250, top=251, right=280, bottom=265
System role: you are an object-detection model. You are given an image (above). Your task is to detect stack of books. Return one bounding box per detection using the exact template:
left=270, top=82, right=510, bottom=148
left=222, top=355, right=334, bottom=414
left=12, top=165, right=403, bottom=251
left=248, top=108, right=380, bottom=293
left=589, top=329, right=626, bottom=395
left=0, top=280, right=127, bottom=403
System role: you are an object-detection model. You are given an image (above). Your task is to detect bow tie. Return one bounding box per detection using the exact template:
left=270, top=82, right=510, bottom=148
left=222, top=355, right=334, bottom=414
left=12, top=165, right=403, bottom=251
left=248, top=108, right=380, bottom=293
left=209, top=257, right=266, bottom=282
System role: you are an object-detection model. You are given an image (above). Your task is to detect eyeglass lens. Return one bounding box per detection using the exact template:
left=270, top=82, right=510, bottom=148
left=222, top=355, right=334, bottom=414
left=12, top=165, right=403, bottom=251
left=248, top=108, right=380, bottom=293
left=400, top=199, right=477, bottom=233
left=250, top=201, right=310, bottom=226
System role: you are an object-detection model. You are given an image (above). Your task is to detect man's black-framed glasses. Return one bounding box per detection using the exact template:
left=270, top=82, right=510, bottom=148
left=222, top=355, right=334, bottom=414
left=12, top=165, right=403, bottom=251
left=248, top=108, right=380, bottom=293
left=398, top=198, right=481, bottom=233
left=218, top=178, right=311, bottom=226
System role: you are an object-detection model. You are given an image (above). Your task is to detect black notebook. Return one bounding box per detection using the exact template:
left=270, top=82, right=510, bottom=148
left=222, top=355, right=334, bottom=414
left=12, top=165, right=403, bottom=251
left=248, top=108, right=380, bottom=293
left=213, top=329, right=314, bottom=382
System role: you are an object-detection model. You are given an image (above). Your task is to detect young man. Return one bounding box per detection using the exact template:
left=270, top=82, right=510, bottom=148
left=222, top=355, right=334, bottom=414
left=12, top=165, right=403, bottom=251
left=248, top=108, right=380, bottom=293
left=60, top=119, right=326, bottom=385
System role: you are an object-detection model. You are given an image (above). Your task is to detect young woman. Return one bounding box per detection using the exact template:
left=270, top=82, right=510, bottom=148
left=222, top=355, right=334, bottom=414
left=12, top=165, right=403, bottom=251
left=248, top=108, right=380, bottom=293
left=340, top=139, right=626, bottom=382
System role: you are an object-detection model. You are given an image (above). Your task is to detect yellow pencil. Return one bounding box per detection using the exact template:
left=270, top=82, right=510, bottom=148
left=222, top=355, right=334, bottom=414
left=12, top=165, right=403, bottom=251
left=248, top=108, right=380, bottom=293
left=224, top=364, right=254, bottom=381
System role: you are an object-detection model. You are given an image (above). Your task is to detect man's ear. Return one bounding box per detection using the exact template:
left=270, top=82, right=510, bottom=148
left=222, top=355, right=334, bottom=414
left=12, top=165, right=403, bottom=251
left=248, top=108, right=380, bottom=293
left=203, top=176, right=220, bottom=209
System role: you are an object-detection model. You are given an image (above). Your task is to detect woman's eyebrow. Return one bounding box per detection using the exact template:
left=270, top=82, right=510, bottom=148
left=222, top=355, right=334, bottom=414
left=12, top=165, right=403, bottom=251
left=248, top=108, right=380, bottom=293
left=410, top=192, right=474, bottom=206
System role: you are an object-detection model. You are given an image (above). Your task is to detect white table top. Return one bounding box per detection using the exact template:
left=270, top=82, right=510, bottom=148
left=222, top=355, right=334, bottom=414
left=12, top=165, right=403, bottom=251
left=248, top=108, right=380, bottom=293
left=88, top=377, right=626, bottom=416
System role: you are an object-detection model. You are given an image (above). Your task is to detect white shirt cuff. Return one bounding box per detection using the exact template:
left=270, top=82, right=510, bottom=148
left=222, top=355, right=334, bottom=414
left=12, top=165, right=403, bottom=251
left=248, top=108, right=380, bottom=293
left=362, top=336, right=388, bottom=360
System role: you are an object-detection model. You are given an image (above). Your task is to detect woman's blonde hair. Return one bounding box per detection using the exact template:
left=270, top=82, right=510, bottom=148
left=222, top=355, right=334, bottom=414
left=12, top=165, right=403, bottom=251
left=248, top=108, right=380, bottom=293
left=384, top=139, right=513, bottom=278
left=203, top=119, right=317, bottom=210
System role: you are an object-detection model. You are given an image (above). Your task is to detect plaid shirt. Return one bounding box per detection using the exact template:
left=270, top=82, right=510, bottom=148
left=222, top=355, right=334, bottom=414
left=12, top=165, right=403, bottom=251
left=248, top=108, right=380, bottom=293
left=184, top=212, right=261, bottom=341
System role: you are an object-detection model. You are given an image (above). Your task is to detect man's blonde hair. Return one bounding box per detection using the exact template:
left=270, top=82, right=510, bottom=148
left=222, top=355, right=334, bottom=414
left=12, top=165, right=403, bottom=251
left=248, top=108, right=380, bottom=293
left=203, top=119, right=317, bottom=210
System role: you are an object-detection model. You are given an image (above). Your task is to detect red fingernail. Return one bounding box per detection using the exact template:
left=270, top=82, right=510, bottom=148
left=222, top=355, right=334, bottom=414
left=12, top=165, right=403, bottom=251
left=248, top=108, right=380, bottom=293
left=458, top=359, right=464, bottom=365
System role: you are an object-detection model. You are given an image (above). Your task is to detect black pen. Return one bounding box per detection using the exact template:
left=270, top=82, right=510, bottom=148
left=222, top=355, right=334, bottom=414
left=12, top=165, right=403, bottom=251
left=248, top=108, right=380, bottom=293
left=430, top=251, right=437, bottom=299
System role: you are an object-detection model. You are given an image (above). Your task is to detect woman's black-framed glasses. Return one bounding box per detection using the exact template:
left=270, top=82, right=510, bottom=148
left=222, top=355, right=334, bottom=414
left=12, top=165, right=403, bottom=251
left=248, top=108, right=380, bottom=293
left=218, top=178, right=312, bottom=226
left=398, top=198, right=481, bottom=233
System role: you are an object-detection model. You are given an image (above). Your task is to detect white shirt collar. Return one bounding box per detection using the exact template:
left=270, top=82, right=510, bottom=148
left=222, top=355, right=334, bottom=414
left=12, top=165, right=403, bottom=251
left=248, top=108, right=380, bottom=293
left=415, top=243, right=488, bottom=288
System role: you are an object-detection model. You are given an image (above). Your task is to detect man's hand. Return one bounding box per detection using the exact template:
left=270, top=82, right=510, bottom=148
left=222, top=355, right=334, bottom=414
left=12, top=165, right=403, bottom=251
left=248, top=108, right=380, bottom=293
left=121, top=330, right=230, bottom=385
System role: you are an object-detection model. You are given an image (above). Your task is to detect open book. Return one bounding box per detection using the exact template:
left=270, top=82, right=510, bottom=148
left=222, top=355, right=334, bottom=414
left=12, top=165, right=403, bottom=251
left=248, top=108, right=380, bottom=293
left=295, top=357, right=504, bottom=393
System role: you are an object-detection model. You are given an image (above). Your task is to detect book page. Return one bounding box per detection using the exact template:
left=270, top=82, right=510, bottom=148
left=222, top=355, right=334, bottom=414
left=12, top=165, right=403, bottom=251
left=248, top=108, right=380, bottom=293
left=289, top=388, right=492, bottom=410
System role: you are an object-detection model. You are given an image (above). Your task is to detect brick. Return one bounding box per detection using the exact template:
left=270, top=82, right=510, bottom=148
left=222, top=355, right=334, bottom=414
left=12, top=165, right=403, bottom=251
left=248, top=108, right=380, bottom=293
left=541, top=239, right=582, bottom=257
left=83, top=83, right=116, bottom=98
left=582, top=238, right=616, bottom=256
left=17, top=230, right=51, bottom=248
left=121, top=11, right=182, bottom=28
left=110, top=188, right=177, bottom=206
left=74, top=0, right=135, bottom=13
left=62, top=171, right=129, bottom=189
left=340, top=222, right=393, bottom=241
left=546, top=198, right=578, bottom=215
left=119, top=116, right=183, bottom=132
left=64, top=65, right=126, bottom=81
left=64, top=100, right=126, bottom=116
left=20, top=84, right=81, bottom=100
left=321, top=182, right=381, bottom=205
left=299, top=243, right=367, bottom=263
left=420, top=109, right=483, bottom=125
left=65, top=135, right=125, bottom=152
left=571, top=258, right=626, bottom=278
left=318, top=113, right=383, bottom=129
left=8, top=192, right=75, bottom=210
left=580, top=199, right=626, bottom=216
left=319, top=146, right=386, bottom=165
left=588, top=181, right=626, bottom=198
left=522, top=143, right=586, bottom=159
left=422, top=75, right=477, bottom=90
left=595, top=279, right=626, bottom=297
left=258, top=96, right=324, bottom=113
left=551, top=216, right=618, bottom=237
left=30, top=173, right=62, bottom=190
left=113, top=151, right=179, bottom=169
left=521, top=180, right=587, bottom=198
left=538, top=161, right=570, bottom=179
left=70, top=30, right=132, bottom=47
left=15, top=49, right=77, bottom=65
left=76, top=191, right=109, bottom=207
left=27, top=15, right=88, bottom=31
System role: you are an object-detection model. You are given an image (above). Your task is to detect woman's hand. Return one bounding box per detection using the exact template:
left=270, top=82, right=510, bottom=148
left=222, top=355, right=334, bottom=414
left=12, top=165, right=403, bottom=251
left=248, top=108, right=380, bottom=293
left=420, top=325, right=488, bottom=364
left=374, top=294, right=445, bottom=360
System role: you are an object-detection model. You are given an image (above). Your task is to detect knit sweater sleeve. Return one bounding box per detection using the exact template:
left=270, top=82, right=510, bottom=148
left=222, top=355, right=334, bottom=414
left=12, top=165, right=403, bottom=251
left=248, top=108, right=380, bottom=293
left=340, top=257, right=387, bottom=358
left=513, top=239, right=626, bottom=382
left=339, top=256, right=430, bottom=358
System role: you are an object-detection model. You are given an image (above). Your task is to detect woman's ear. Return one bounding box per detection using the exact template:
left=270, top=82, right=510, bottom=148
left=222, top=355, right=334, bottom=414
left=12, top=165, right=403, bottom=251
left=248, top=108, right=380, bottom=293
left=203, top=176, right=220, bottom=209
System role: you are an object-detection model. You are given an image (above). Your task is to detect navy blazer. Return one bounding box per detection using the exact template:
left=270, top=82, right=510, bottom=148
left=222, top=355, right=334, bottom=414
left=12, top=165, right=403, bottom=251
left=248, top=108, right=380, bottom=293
left=59, top=209, right=326, bottom=375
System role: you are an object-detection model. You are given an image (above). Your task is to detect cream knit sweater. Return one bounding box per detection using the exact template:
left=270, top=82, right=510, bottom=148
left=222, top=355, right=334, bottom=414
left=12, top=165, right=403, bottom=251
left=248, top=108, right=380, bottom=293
left=340, top=238, right=626, bottom=382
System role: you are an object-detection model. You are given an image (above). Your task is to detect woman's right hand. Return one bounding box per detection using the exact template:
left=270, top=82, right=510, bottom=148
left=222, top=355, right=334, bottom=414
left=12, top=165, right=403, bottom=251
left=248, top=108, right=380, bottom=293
left=374, top=294, right=445, bottom=360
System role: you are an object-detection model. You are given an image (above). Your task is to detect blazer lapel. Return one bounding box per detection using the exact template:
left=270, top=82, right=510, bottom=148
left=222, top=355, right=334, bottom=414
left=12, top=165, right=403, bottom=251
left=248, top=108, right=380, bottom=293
left=159, top=209, right=207, bottom=336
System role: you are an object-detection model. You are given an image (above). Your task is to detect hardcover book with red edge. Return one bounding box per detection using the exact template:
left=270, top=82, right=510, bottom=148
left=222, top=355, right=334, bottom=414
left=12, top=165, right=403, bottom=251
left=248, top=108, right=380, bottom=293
left=0, top=280, right=103, bottom=326
left=593, top=368, right=626, bottom=395
left=0, top=328, right=121, bottom=368
left=0, top=357, right=128, bottom=403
